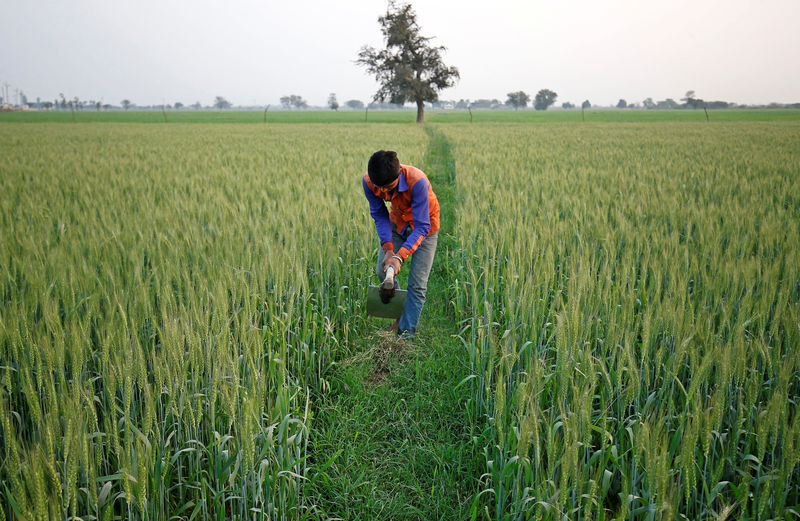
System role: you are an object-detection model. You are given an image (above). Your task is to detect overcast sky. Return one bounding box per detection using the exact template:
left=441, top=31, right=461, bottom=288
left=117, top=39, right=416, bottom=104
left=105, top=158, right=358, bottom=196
left=1, top=0, right=798, bottom=107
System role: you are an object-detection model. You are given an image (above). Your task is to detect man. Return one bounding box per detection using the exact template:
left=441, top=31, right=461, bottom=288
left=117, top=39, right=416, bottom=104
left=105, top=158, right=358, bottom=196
left=363, top=150, right=440, bottom=339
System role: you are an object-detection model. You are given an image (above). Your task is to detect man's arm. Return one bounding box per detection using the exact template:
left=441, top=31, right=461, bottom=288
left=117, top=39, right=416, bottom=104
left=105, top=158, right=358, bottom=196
left=396, top=178, right=431, bottom=261
left=362, top=177, right=394, bottom=253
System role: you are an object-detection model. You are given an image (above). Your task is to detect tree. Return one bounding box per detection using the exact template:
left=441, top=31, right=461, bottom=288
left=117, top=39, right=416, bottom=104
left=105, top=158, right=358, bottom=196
left=616, top=99, right=627, bottom=109
left=642, top=97, right=655, bottom=109
left=214, top=96, right=232, bottom=109
left=357, top=1, right=459, bottom=123
left=533, top=89, right=557, bottom=111
left=345, top=99, right=364, bottom=110
left=174, top=102, right=184, bottom=109
left=562, top=102, right=575, bottom=109
left=328, top=93, right=339, bottom=111
left=191, top=101, right=202, bottom=110
left=280, top=95, right=307, bottom=109
left=581, top=100, right=591, bottom=109
left=656, top=98, right=679, bottom=109
left=681, top=90, right=703, bottom=109
left=505, top=91, right=530, bottom=110
left=121, top=99, right=131, bottom=111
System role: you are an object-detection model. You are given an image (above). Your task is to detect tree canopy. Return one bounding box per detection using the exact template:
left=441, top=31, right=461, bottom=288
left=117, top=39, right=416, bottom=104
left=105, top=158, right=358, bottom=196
left=327, top=93, right=339, bottom=111
left=280, top=95, right=307, bottom=109
left=534, top=89, right=557, bottom=111
left=357, top=1, right=459, bottom=123
left=682, top=90, right=704, bottom=109
left=214, top=96, right=232, bottom=110
left=505, top=91, right=530, bottom=110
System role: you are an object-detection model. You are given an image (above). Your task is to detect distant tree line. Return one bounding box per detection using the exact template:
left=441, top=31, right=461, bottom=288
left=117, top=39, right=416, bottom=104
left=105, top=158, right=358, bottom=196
left=566, top=91, right=769, bottom=111
left=7, top=88, right=800, bottom=112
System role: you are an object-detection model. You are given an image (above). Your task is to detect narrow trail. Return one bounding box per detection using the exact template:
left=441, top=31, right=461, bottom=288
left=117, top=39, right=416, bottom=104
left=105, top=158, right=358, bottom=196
left=303, top=127, right=481, bottom=520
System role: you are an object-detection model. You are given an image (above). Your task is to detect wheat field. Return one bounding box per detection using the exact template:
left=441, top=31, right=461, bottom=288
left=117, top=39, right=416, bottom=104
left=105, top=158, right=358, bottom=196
left=1, top=117, right=798, bottom=520
left=0, top=122, right=425, bottom=520
left=449, top=121, right=800, bottom=519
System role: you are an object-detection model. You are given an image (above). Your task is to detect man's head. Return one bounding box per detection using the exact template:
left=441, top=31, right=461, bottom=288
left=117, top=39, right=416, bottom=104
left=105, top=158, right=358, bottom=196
left=368, top=150, right=401, bottom=188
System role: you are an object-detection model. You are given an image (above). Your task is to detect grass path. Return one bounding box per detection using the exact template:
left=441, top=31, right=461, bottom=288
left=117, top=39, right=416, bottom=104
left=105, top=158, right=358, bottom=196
left=302, top=127, right=482, bottom=520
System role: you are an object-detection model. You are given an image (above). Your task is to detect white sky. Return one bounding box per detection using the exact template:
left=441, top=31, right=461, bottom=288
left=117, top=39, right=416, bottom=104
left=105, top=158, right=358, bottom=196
left=1, top=0, right=798, bottom=107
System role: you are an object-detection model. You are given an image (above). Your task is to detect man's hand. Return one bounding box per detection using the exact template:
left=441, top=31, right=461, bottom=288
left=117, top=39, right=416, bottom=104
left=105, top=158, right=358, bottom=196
left=383, top=253, right=402, bottom=276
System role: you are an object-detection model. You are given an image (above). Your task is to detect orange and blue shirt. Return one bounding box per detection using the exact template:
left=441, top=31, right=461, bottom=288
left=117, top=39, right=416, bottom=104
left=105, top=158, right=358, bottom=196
left=362, top=164, right=440, bottom=261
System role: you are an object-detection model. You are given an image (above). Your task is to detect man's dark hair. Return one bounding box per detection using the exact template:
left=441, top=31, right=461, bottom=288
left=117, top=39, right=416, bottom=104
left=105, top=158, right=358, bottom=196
left=367, top=150, right=401, bottom=187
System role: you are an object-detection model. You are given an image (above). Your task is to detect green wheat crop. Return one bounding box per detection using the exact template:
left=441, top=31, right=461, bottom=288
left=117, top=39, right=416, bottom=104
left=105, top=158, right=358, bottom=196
left=3, top=116, right=799, bottom=521
left=448, top=122, right=800, bottom=520
left=0, top=123, right=425, bottom=520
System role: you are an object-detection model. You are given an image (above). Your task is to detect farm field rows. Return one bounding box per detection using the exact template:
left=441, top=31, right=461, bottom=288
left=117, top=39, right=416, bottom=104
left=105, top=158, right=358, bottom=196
left=1, top=117, right=799, bottom=520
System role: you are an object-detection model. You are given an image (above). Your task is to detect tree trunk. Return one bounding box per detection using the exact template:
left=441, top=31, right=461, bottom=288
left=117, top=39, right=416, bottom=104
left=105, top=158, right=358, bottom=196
left=416, top=100, right=424, bottom=124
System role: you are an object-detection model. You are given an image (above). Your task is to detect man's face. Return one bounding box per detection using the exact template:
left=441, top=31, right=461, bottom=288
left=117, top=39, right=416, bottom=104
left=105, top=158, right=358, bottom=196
left=378, top=177, right=399, bottom=192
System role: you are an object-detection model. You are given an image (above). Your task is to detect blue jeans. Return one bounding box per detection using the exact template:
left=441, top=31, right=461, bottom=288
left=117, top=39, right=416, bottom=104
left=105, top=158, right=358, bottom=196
left=376, top=226, right=438, bottom=338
